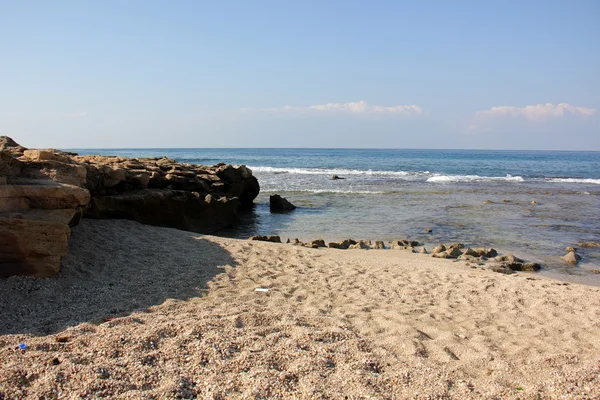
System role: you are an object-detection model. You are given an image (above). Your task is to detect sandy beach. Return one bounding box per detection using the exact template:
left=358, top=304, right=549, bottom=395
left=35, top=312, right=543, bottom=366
left=1, top=219, right=600, bottom=399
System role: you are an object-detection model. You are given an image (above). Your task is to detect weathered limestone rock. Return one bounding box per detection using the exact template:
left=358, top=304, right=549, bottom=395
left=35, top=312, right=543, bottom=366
left=349, top=240, right=370, bottom=250
left=431, top=244, right=446, bottom=254
left=328, top=239, right=357, bottom=249
left=373, top=241, right=386, bottom=249
left=1, top=138, right=91, bottom=277
left=269, top=194, right=296, bottom=213
left=0, top=210, right=77, bottom=277
left=561, top=251, right=581, bottom=265
left=1, top=136, right=262, bottom=277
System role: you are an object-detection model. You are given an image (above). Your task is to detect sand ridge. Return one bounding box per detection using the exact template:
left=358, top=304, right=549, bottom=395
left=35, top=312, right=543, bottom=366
left=1, top=219, right=599, bottom=399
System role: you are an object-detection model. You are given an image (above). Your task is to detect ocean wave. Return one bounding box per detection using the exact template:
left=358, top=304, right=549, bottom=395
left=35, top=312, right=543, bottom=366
left=426, top=174, right=524, bottom=183
left=261, top=189, right=388, bottom=195
left=250, top=166, right=421, bottom=177
left=546, top=178, right=600, bottom=185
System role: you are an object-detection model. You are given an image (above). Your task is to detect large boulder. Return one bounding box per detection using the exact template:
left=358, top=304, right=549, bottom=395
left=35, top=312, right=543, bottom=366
left=269, top=194, right=296, bottom=213
left=1, top=140, right=91, bottom=277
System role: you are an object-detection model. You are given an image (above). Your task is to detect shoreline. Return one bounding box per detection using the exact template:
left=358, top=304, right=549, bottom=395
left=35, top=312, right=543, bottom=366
left=1, top=219, right=599, bottom=398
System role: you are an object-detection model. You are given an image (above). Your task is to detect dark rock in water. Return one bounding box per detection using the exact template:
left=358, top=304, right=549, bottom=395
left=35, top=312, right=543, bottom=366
left=328, top=239, right=357, bottom=249
left=561, top=251, right=581, bottom=265
left=269, top=194, right=296, bottom=213
left=425, top=228, right=433, bottom=233
left=332, top=175, right=346, bottom=180
left=249, top=235, right=282, bottom=243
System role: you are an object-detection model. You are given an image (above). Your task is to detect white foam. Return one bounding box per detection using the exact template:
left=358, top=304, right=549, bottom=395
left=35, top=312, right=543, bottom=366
left=547, top=178, right=600, bottom=185
left=250, top=166, right=417, bottom=177
left=261, top=189, right=387, bottom=195
left=426, top=174, right=524, bottom=183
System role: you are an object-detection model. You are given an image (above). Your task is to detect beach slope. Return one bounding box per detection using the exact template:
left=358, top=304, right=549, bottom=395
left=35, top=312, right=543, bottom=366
left=1, top=219, right=599, bottom=399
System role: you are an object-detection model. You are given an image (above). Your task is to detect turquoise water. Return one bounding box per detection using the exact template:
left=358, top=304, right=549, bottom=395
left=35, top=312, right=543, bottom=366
left=70, top=148, right=600, bottom=284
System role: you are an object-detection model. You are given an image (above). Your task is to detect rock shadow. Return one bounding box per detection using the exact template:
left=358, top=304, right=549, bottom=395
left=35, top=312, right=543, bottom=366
left=0, top=219, right=237, bottom=335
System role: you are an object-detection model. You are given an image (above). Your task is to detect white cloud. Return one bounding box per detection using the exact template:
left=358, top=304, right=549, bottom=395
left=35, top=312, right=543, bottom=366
left=241, top=100, right=423, bottom=115
left=476, top=103, right=596, bottom=120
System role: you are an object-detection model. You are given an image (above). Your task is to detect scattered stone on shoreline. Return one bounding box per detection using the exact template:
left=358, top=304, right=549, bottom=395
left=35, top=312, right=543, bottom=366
left=483, top=200, right=494, bottom=204
left=432, top=244, right=446, bottom=254
left=530, top=200, right=538, bottom=204
left=349, top=240, right=370, bottom=250
left=249, top=235, right=282, bottom=243
left=328, top=239, right=357, bottom=249
left=495, top=254, right=523, bottom=263
left=332, top=175, right=346, bottom=180
left=561, top=251, right=581, bottom=265
left=565, top=246, right=577, bottom=252
left=257, top=232, right=543, bottom=276
left=391, top=240, right=420, bottom=250
left=309, top=239, right=326, bottom=248
left=269, top=194, right=296, bottom=213
left=373, top=241, right=386, bottom=249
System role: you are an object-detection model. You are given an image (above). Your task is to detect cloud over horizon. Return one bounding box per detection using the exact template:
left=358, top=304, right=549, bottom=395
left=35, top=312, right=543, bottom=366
left=241, top=101, right=423, bottom=115
left=475, top=103, right=596, bottom=120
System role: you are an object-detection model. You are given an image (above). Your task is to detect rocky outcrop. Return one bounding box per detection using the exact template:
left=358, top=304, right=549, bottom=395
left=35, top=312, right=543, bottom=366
left=0, top=137, right=90, bottom=277
left=76, top=155, right=259, bottom=231
left=269, top=194, right=296, bottom=213
left=1, top=137, right=261, bottom=277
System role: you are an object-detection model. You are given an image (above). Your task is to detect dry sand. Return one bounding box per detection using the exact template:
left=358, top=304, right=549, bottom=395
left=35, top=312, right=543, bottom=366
left=1, top=219, right=600, bottom=399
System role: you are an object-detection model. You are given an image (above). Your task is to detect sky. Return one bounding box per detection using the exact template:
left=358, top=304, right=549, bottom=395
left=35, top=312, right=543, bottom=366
left=1, top=0, right=599, bottom=150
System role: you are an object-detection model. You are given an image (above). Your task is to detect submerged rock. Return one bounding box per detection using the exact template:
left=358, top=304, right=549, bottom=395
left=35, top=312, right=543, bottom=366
left=332, top=175, right=346, bottom=180
left=578, top=242, right=600, bottom=248
left=561, top=251, right=581, bottom=265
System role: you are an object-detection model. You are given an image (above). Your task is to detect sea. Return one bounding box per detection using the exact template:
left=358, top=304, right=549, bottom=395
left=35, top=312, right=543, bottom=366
left=70, top=148, right=600, bottom=285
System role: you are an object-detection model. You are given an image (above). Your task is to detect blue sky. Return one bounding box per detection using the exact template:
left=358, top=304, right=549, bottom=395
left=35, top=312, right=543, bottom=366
left=1, top=0, right=598, bottom=149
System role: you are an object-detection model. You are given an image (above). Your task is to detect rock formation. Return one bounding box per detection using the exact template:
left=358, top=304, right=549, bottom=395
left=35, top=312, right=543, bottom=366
left=1, top=137, right=261, bottom=277
left=0, top=137, right=90, bottom=277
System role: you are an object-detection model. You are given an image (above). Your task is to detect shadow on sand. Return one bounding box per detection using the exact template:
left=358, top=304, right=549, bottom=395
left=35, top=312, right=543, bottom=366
left=0, top=219, right=237, bottom=336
